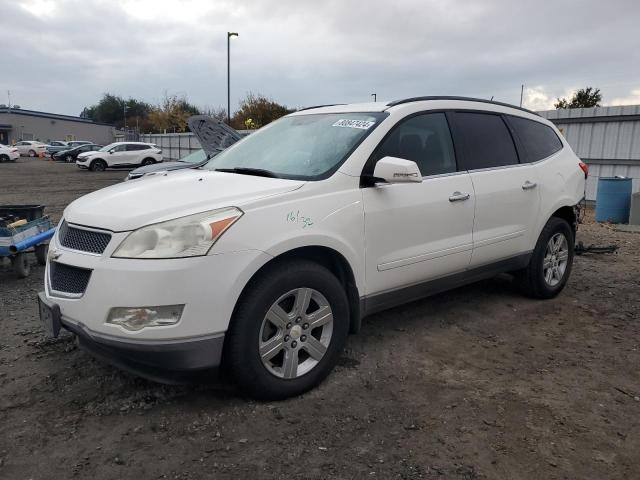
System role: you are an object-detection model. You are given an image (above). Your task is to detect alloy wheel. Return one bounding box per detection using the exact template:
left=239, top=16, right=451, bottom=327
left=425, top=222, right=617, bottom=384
left=259, top=287, right=334, bottom=379
left=543, top=232, right=569, bottom=287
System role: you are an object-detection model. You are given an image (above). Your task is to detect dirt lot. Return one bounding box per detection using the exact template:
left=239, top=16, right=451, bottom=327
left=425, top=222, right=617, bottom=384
left=1, top=158, right=639, bottom=479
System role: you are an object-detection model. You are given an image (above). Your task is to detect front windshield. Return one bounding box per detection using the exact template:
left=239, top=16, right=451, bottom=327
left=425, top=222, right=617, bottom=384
left=180, top=149, right=208, bottom=163
left=98, top=143, right=117, bottom=152
left=203, top=112, right=387, bottom=180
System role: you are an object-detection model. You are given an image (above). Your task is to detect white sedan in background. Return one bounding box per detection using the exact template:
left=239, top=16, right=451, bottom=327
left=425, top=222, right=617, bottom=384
left=0, top=143, right=20, bottom=162
left=14, top=141, right=47, bottom=157
left=76, top=142, right=163, bottom=171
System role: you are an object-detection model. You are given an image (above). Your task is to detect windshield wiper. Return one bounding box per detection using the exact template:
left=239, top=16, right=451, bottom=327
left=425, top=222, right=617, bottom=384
left=214, top=167, right=280, bottom=178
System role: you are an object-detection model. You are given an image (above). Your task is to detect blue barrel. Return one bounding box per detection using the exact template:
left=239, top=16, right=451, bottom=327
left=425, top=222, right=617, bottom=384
left=595, top=177, right=632, bottom=223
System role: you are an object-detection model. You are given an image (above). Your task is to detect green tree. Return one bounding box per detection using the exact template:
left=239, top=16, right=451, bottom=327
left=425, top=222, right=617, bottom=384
left=147, top=93, right=202, bottom=133
left=555, top=87, right=602, bottom=109
left=231, top=92, right=292, bottom=129
left=199, top=106, right=227, bottom=122
left=83, top=93, right=152, bottom=129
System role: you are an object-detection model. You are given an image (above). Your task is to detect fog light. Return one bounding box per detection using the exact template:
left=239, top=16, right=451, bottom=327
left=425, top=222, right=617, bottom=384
left=106, top=305, right=184, bottom=331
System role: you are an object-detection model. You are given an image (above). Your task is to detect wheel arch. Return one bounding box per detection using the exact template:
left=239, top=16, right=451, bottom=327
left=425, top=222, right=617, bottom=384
left=534, top=197, right=580, bottom=248
left=551, top=205, right=577, bottom=235
left=233, top=245, right=362, bottom=335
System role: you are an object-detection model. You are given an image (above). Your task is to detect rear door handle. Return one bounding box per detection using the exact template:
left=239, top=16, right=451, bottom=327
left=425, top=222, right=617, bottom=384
left=522, top=181, right=537, bottom=190
left=449, top=191, right=470, bottom=202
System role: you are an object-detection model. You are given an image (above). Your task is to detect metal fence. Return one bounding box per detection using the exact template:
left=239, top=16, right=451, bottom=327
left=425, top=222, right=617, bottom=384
left=539, top=105, right=640, bottom=201
left=139, top=130, right=253, bottom=161
left=139, top=133, right=201, bottom=160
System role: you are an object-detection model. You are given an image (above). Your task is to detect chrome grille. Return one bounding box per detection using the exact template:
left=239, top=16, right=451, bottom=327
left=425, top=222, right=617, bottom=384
left=50, top=262, right=92, bottom=295
left=59, top=221, right=111, bottom=254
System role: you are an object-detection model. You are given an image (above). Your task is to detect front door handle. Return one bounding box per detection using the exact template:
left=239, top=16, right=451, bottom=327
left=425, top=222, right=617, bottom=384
left=522, top=181, right=537, bottom=190
left=449, top=191, right=470, bottom=202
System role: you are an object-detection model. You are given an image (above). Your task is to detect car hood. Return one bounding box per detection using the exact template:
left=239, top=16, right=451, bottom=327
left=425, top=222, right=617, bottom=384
left=187, top=115, right=242, bottom=157
left=77, top=151, right=95, bottom=159
left=64, top=168, right=304, bottom=231
left=130, top=161, right=195, bottom=176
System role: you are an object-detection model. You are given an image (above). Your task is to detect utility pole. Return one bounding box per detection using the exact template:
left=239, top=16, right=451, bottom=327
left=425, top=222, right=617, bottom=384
left=123, top=104, right=128, bottom=133
left=227, top=32, right=239, bottom=125
left=520, top=84, right=524, bottom=107
left=371, top=93, right=377, bottom=102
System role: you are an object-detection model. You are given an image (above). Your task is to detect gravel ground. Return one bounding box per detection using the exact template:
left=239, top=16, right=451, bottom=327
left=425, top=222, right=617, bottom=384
left=1, top=158, right=639, bottom=479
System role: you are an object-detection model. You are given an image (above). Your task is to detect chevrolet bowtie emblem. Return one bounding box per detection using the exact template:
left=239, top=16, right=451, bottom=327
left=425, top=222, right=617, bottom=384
left=48, top=248, right=62, bottom=262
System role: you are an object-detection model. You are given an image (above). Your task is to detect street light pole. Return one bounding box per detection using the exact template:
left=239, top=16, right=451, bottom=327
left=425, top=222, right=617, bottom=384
left=227, top=32, right=239, bottom=125
left=371, top=93, right=377, bottom=102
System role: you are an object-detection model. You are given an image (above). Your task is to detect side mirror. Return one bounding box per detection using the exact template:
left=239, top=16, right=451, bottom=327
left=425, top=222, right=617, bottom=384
left=372, top=156, right=422, bottom=184
left=108, top=150, right=114, bottom=154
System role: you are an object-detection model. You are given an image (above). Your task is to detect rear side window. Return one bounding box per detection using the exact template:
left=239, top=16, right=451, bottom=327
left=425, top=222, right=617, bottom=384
left=126, top=144, right=148, bottom=151
left=374, top=112, right=457, bottom=176
left=453, top=112, right=519, bottom=170
left=508, top=116, right=563, bottom=162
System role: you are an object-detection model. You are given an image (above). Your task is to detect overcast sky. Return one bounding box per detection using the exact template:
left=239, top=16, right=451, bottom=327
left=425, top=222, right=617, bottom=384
left=2, top=0, right=639, bottom=116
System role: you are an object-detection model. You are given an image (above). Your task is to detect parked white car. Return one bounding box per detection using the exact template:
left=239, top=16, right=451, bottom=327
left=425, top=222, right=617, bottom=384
left=76, top=142, right=162, bottom=171
left=14, top=140, right=47, bottom=157
left=0, top=143, right=20, bottom=162
left=39, top=97, right=587, bottom=399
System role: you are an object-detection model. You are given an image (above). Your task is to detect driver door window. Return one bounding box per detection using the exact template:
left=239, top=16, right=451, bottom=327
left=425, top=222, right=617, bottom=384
left=374, top=113, right=457, bottom=176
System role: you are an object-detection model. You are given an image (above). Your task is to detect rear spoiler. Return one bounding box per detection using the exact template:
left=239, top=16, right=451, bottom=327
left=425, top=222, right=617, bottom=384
left=187, top=115, right=243, bottom=158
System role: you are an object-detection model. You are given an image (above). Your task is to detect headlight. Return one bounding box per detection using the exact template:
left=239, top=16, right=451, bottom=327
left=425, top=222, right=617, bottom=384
left=112, top=207, right=243, bottom=259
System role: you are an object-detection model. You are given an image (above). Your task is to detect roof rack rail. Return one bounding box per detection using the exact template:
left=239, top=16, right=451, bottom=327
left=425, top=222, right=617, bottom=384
left=296, top=104, right=345, bottom=112
left=386, top=96, right=539, bottom=116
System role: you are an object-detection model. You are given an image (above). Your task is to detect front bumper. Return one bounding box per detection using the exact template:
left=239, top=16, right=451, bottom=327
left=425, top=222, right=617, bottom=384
left=38, top=291, right=225, bottom=383
left=41, top=227, right=271, bottom=381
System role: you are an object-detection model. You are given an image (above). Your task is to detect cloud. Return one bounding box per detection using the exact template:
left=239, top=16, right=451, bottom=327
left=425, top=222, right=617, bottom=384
left=2, top=0, right=640, bottom=115
left=608, top=88, right=640, bottom=106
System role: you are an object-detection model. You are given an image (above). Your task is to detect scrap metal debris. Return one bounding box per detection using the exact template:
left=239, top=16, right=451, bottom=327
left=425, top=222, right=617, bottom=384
left=574, top=241, right=619, bottom=255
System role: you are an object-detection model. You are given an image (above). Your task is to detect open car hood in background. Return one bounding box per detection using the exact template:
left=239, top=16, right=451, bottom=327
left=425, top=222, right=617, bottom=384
left=187, top=115, right=243, bottom=158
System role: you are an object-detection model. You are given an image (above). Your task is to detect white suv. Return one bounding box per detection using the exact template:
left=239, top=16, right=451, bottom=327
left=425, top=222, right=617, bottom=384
left=76, top=142, right=162, bottom=171
left=38, top=97, right=586, bottom=399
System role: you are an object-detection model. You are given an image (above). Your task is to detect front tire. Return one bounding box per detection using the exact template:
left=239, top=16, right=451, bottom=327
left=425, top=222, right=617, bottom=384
left=517, top=217, right=574, bottom=299
left=0, top=154, right=7, bottom=163
left=141, top=158, right=155, bottom=166
left=65, top=155, right=73, bottom=163
left=90, top=159, right=107, bottom=171
left=224, top=260, right=350, bottom=400
left=28, top=150, right=36, bottom=157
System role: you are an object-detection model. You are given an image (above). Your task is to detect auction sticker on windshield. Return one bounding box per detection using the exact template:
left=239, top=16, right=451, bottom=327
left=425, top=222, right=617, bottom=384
left=332, top=119, right=376, bottom=129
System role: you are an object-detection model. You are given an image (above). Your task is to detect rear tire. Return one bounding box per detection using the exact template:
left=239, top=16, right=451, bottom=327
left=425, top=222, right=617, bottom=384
left=28, top=150, right=36, bottom=157
left=65, top=155, right=73, bottom=163
left=141, top=158, right=155, bottom=166
left=0, top=154, right=7, bottom=163
left=90, top=159, right=107, bottom=171
left=516, top=217, right=574, bottom=299
left=12, top=253, right=30, bottom=278
left=224, top=260, right=350, bottom=400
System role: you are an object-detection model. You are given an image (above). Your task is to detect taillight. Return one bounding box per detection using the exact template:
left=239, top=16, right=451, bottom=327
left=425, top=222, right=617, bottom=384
left=578, top=161, right=588, bottom=179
